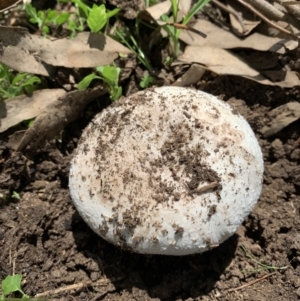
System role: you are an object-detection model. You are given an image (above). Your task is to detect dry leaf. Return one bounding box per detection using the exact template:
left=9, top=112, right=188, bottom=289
left=178, top=45, right=300, bottom=87
left=177, top=0, right=192, bottom=21
left=178, top=45, right=273, bottom=83
left=261, top=102, right=300, bottom=137
left=75, top=32, right=131, bottom=54
left=145, top=0, right=171, bottom=20
left=227, top=0, right=261, bottom=35
left=16, top=87, right=106, bottom=151
left=179, top=19, right=298, bottom=53
left=275, top=0, right=300, bottom=19
left=0, top=26, right=130, bottom=75
left=179, top=0, right=192, bottom=15
left=172, top=64, right=205, bottom=86
left=0, top=89, right=66, bottom=133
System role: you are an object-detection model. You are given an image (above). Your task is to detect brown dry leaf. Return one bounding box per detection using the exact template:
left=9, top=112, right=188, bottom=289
left=261, top=102, right=300, bottom=137
left=0, top=26, right=130, bottom=75
left=226, top=0, right=261, bottom=35
left=0, top=89, right=66, bottom=133
left=178, top=45, right=300, bottom=87
left=275, top=0, right=300, bottom=19
left=144, top=0, right=193, bottom=21
left=145, top=1, right=171, bottom=20
left=16, top=87, right=106, bottom=151
left=179, top=0, right=192, bottom=14
left=75, top=32, right=131, bottom=54
left=172, top=64, right=205, bottom=86
left=179, top=19, right=298, bottom=53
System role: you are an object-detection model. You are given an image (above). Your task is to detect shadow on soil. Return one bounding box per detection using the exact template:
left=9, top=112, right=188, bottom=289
left=72, top=211, right=238, bottom=300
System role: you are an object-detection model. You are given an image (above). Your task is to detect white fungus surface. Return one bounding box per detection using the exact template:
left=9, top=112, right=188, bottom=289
left=69, top=87, right=264, bottom=256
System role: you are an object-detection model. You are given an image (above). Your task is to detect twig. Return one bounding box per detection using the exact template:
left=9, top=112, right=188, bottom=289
left=227, top=272, right=277, bottom=292
left=0, top=0, right=23, bottom=13
left=236, top=0, right=300, bottom=41
left=247, top=0, right=285, bottom=20
left=196, top=181, right=219, bottom=194
left=34, top=277, right=123, bottom=298
left=211, top=0, right=247, bottom=33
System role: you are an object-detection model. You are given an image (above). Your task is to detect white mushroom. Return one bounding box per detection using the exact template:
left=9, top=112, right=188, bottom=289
left=69, top=87, right=264, bottom=256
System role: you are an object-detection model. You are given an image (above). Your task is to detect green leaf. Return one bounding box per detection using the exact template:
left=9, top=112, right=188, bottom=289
left=96, top=66, right=121, bottom=100
left=170, top=0, right=179, bottom=23
left=72, top=0, right=90, bottom=18
left=106, top=7, right=120, bottom=19
left=21, top=76, right=41, bottom=88
left=140, top=74, right=153, bottom=88
left=0, top=87, right=13, bottom=100
left=56, top=12, right=70, bottom=25
left=11, top=74, right=41, bottom=95
left=110, top=86, right=122, bottom=101
left=12, top=191, right=20, bottom=200
left=182, top=0, right=211, bottom=25
left=97, top=66, right=120, bottom=87
left=2, top=274, right=22, bottom=296
left=25, top=4, right=38, bottom=20
left=12, top=73, right=28, bottom=86
left=46, top=9, right=58, bottom=23
left=78, top=74, right=102, bottom=90
left=87, top=4, right=107, bottom=33
left=37, top=10, right=45, bottom=22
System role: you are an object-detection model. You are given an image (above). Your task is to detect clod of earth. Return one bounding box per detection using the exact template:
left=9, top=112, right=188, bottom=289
left=69, top=87, right=264, bottom=256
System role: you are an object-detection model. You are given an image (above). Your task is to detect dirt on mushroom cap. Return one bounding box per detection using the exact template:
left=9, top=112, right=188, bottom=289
left=69, top=87, right=264, bottom=255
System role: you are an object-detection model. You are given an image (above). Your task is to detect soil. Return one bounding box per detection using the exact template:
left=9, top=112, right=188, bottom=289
left=1, top=2, right=300, bottom=301
left=0, top=74, right=299, bottom=301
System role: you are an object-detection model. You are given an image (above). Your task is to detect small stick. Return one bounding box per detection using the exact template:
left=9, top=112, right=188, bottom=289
left=196, top=181, right=218, bottom=193
left=35, top=277, right=122, bottom=298
left=247, top=0, right=285, bottom=20
left=236, top=0, right=300, bottom=41
left=228, top=272, right=277, bottom=292
left=166, top=22, right=207, bottom=38
left=211, top=0, right=247, bottom=34
left=0, top=0, right=23, bottom=13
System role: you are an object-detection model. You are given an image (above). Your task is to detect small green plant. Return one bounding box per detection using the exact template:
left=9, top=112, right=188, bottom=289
left=240, top=245, right=288, bottom=274
left=161, top=0, right=211, bottom=58
left=0, top=274, right=46, bottom=301
left=115, top=28, right=153, bottom=71
left=140, top=73, right=153, bottom=88
left=25, top=4, right=70, bottom=36
left=66, top=0, right=120, bottom=33
left=87, top=4, right=120, bottom=33
left=0, top=274, right=29, bottom=300
left=0, top=64, right=41, bottom=101
left=78, top=66, right=122, bottom=101
left=11, top=192, right=21, bottom=200
left=25, top=1, right=119, bottom=36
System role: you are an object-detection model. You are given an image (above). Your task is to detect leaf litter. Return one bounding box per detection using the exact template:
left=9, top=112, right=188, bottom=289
left=0, top=26, right=130, bottom=75
left=1, top=0, right=300, bottom=148
left=16, top=86, right=106, bottom=151
left=0, top=89, right=66, bottom=133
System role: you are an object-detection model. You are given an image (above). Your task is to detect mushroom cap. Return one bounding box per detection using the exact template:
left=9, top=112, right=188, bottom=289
left=69, top=87, right=263, bottom=256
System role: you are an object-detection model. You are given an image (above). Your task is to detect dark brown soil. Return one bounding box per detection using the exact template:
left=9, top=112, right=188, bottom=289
left=1, top=74, right=300, bottom=301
